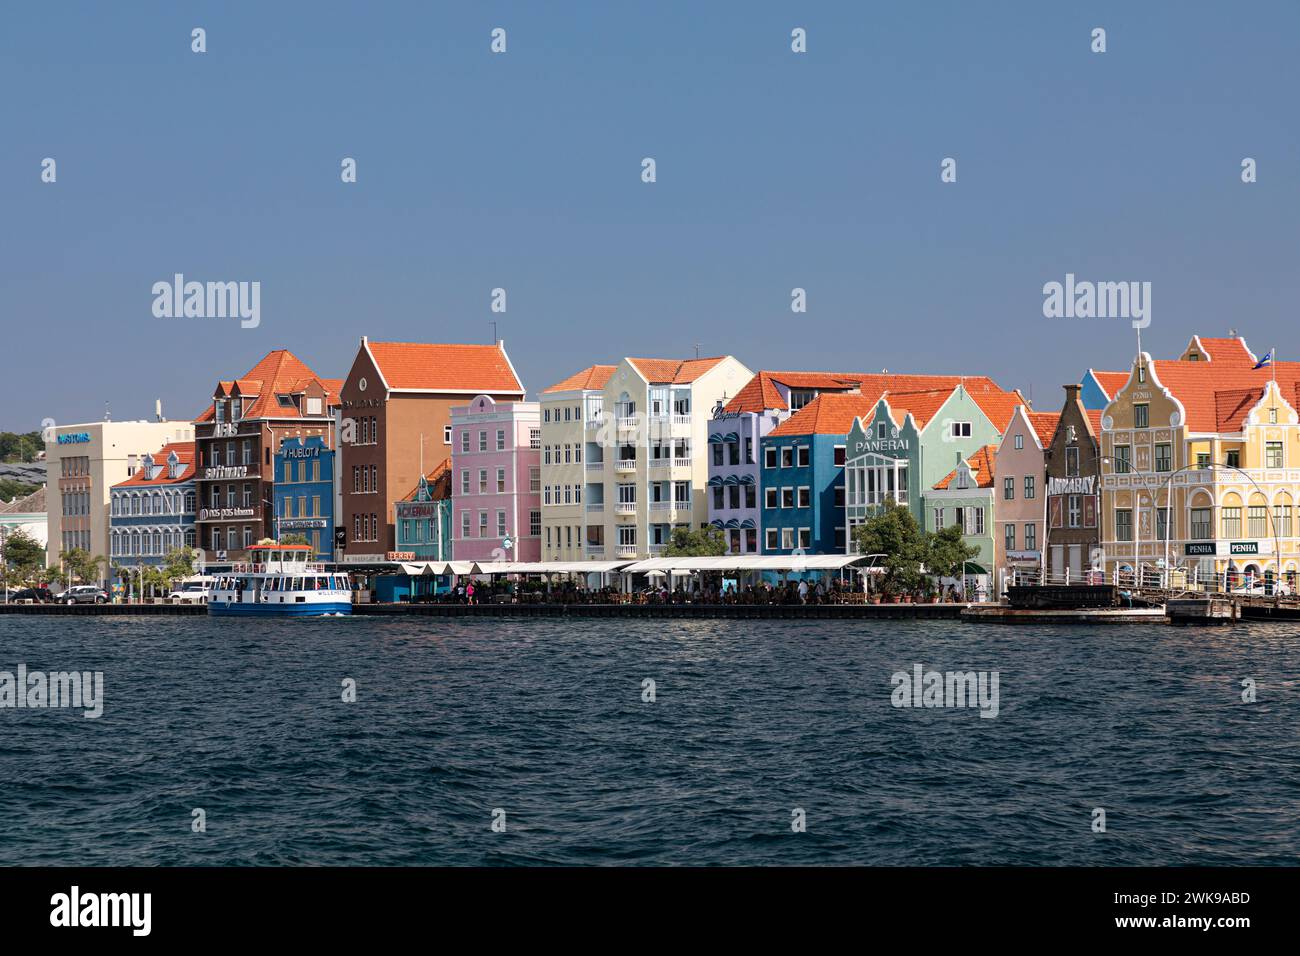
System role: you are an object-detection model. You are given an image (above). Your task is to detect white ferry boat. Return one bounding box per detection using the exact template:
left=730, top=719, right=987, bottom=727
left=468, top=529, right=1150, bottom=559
left=209, top=544, right=352, bottom=617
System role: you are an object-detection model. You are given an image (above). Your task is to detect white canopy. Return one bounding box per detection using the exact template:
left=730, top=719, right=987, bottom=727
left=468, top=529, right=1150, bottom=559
left=408, top=560, right=633, bottom=577
left=619, top=555, right=873, bottom=574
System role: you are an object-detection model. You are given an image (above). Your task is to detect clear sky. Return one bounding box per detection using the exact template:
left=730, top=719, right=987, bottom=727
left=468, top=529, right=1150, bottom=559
left=3, top=1, right=1298, bottom=430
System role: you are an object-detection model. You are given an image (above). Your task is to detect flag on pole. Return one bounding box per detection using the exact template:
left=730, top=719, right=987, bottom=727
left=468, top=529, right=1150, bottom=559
left=1254, top=348, right=1273, bottom=370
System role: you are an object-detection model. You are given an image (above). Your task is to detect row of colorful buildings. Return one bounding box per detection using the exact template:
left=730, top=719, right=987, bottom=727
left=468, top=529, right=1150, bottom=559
left=39, top=333, right=1300, bottom=594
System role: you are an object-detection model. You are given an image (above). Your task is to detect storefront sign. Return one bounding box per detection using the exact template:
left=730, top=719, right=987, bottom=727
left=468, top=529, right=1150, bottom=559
left=853, top=438, right=909, bottom=455
left=386, top=551, right=415, bottom=561
left=334, top=526, right=347, bottom=549
left=57, top=432, right=90, bottom=444
left=397, top=503, right=439, bottom=518
left=198, top=507, right=256, bottom=521
left=1184, top=542, right=1216, bottom=556
left=1230, top=541, right=1259, bottom=555
left=204, top=465, right=249, bottom=479
left=1047, top=475, right=1095, bottom=495
left=280, top=518, right=328, bottom=530
left=283, top=445, right=322, bottom=459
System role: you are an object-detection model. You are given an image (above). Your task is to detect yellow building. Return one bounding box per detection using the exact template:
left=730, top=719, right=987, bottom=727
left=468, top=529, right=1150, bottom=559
left=1099, top=336, right=1300, bottom=590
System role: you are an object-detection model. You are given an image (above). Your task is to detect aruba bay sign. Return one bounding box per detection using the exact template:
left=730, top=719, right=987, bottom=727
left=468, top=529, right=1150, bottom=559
left=1048, top=476, right=1096, bottom=496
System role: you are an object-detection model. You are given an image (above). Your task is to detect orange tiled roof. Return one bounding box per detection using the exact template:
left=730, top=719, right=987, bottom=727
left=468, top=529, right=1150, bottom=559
left=401, top=459, right=452, bottom=501
left=194, top=350, right=338, bottom=423
left=878, top=388, right=954, bottom=430
left=769, top=392, right=888, bottom=437
left=966, top=386, right=1030, bottom=431
left=1085, top=409, right=1104, bottom=435
left=934, top=445, right=998, bottom=491
left=1142, top=359, right=1300, bottom=432
left=542, top=364, right=618, bottom=393
left=1090, top=370, right=1131, bottom=400
left=1027, top=411, right=1061, bottom=447
left=1187, top=335, right=1257, bottom=365
left=725, top=371, right=1006, bottom=415
left=112, top=442, right=196, bottom=487
left=366, top=341, right=524, bottom=393
left=627, top=356, right=728, bottom=384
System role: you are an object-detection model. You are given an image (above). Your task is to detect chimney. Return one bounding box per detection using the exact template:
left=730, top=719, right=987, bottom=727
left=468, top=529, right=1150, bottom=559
left=1064, top=383, right=1083, bottom=404
left=155, top=398, right=164, bottom=422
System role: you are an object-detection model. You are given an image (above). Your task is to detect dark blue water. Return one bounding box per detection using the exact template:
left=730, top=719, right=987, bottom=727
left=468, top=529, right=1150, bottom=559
left=1, top=616, right=1296, bottom=865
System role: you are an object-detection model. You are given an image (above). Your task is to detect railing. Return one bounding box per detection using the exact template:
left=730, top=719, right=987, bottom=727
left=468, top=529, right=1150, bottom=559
left=617, top=417, right=639, bottom=430
left=615, top=460, right=637, bottom=473
left=585, top=461, right=604, bottom=471
left=671, top=414, right=692, bottom=426
left=585, top=502, right=604, bottom=513
left=649, top=458, right=671, bottom=468
left=672, top=458, right=692, bottom=468
left=648, top=544, right=666, bottom=554
left=617, top=544, right=638, bottom=557
left=586, top=544, right=605, bottom=556
left=649, top=501, right=672, bottom=511
left=615, top=502, right=637, bottom=514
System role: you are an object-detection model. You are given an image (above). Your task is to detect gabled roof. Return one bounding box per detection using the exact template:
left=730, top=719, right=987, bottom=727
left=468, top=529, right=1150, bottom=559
left=1134, top=358, right=1300, bottom=432
left=1085, top=409, right=1104, bottom=435
left=1184, top=335, right=1257, bottom=365
left=401, top=459, right=452, bottom=502
left=365, top=341, right=524, bottom=394
left=965, top=386, right=1030, bottom=432
left=194, top=350, right=338, bottom=423
left=876, top=388, right=954, bottom=431
left=769, top=392, right=887, bottom=437
left=1089, top=370, right=1131, bottom=400
left=934, top=445, right=998, bottom=490
left=542, top=365, right=618, bottom=394
left=0, top=486, right=46, bottom=514
left=112, top=442, right=196, bottom=488
left=722, top=370, right=864, bottom=413
left=627, top=356, right=728, bottom=384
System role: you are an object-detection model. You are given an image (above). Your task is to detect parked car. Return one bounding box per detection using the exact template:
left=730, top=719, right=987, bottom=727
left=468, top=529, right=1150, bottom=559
left=60, top=585, right=109, bottom=605
left=2, top=586, right=54, bottom=603
left=168, top=583, right=210, bottom=604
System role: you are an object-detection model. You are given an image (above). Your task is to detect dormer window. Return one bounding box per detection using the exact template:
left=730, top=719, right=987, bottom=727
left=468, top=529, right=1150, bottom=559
left=214, top=401, right=225, bottom=424
left=956, top=469, right=970, bottom=490
left=789, top=389, right=817, bottom=411
left=277, top=394, right=295, bottom=408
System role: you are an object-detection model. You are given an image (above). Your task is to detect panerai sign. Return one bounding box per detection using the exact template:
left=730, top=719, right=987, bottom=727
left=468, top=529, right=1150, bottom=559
left=1048, top=476, right=1095, bottom=495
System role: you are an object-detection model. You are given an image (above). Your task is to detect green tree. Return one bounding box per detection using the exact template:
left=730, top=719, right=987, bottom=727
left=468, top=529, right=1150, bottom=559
left=59, top=548, right=106, bottom=585
left=2, top=527, right=46, bottom=575
left=663, top=526, right=727, bottom=557
left=925, top=523, right=981, bottom=586
left=0, top=431, right=43, bottom=463
left=850, top=499, right=928, bottom=595
left=0, top=478, right=40, bottom=500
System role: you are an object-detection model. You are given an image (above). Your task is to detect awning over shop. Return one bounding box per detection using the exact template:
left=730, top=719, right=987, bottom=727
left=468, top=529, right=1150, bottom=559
left=619, top=555, right=876, bottom=574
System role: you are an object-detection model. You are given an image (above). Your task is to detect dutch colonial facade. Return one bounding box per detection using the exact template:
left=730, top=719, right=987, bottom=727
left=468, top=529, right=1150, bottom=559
left=109, top=443, right=197, bottom=567
left=192, top=350, right=340, bottom=567
left=337, top=338, right=525, bottom=562
left=540, top=356, right=753, bottom=560
left=449, top=395, right=541, bottom=562
left=395, top=462, right=453, bottom=562
left=992, top=406, right=1059, bottom=591
left=1099, top=337, right=1300, bottom=590
left=273, top=436, right=335, bottom=560
left=707, top=371, right=868, bottom=555
left=1042, top=384, right=1103, bottom=583
left=929, top=445, right=998, bottom=598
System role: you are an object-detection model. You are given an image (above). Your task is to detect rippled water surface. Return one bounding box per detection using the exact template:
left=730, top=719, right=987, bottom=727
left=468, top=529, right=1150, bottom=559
left=1, top=615, right=1297, bottom=865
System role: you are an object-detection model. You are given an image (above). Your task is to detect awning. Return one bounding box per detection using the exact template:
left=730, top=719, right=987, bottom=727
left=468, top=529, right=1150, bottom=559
left=724, top=518, right=740, bottom=530
left=707, top=434, right=724, bottom=444
left=620, top=555, right=876, bottom=574
left=740, top=518, right=756, bottom=529
left=707, top=475, right=723, bottom=486
left=454, top=560, right=635, bottom=575
left=723, top=474, right=739, bottom=485
left=710, top=519, right=725, bottom=529
left=738, top=474, right=755, bottom=485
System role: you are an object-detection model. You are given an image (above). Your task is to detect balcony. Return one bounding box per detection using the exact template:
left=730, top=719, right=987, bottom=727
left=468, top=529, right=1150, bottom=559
left=586, top=544, right=605, bottom=556
left=614, top=501, right=637, bottom=515
left=672, top=414, right=691, bottom=426
left=585, top=502, right=604, bottom=513
left=648, top=544, right=666, bottom=555
left=649, top=501, right=672, bottom=511
left=617, top=544, right=639, bottom=557
left=615, top=459, right=637, bottom=474
left=672, top=458, right=692, bottom=469
left=649, top=457, right=671, bottom=469
left=617, top=417, right=639, bottom=432
left=585, top=460, right=604, bottom=472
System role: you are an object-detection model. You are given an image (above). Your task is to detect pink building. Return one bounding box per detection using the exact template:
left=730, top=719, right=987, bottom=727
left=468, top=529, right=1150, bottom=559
left=450, top=395, right=542, bottom=561
left=993, top=404, right=1060, bottom=594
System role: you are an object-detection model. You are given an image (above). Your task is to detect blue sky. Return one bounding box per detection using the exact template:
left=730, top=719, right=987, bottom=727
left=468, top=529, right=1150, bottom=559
left=3, top=1, right=1298, bottom=430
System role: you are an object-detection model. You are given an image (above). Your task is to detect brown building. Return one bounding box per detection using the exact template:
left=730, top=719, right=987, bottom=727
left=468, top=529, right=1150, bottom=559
left=1042, top=383, right=1104, bottom=583
left=338, top=337, right=525, bottom=560
left=192, top=350, right=341, bottom=566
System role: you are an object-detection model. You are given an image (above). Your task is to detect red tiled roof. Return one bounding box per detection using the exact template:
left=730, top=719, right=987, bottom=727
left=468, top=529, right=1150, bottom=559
left=366, top=341, right=524, bottom=393
left=401, top=459, right=452, bottom=501
left=934, top=445, right=998, bottom=490
left=542, top=364, right=618, bottom=393
left=627, top=356, right=728, bottom=384
left=112, top=442, right=196, bottom=487
left=725, top=370, right=1007, bottom=415
left=1187, top=335, right=1257, bottom=365
left=1090, top=370, right=1131, bottom=400
left=1142, top=359, right=1300, bottom=432
left=769, top=392, right=887, bottom=437
left=1027, top=411, right=1061, bottom=447
left=878, top=388, right=954, bottom=430
left=1085, top=409, right=1103, bottom=435
left=194, top=350, right=338, bottom=423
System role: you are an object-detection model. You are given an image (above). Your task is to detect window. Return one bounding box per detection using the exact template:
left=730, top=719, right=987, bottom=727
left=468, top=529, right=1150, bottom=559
left=461, top=470, right=470, bottom=495
left=530, top=511, right=541, bottom=536
left=496, top=429, right=506, bottom=451
left=1003, top=477, right=1014, bottom=500
left=744, top=484, right=756, bottom=509
left=1014, top=434, right=1024, bottom=450
left=1067, top=494, right=1082, bottom=528
left=1024, top=476, right=1035, bottom=499
left=713, top=486, right=724, bottom=510
left=796, top=446, right=810, bottom=468
left=951, top=422, right=971, bottom=438
left=478, top=469, right=488, bottom=494
left=780, top=528, right=794, bottom=550
left=712, top=444, right=723, bottom=467
left=1114, top=445, right=1131, bottom=473
left=1005, top=524, right=1016, bottom=552
left=1248, top=505, right=1268, bottom=538
left=529, top=428, right=541, bottom=450
left=460, top=431, right=470, bottom=454
left=782, top=487, right=794, bottom=509
left=781, top=447, right=794, bottom=468
left=1266, top=442, right=1284, bottom=469
left=461, top=511, right=470, bottom=538
left=833, top=445, right=846, bottom=466
left=1066, top=446, right=1079, bottom=476
left=1133, top=404, right=1149, bottom=429
left=529, top=467, right=540, bottom=493
left=764, top=447, right=777, bottom=469
left=1191, top=507, right=1213, bottom=539
left=1226, top=450, right=1240, bottom=469
left=1196, top=452, right=1211, bottom=469
left=797, top=487, right=810, bottom=508
left=444, top=424, right=453, bottom=445
left=479, top=511, right=488, bottom=536
left=497, top=511, right=507, bottom=537
left=1156, top=507, right=1169, bottom=543
left=797, top=528, right=811, bottom=549
left=478, top=431, right=488, bottom=452
left=833, top=484, right=844, bottom=508
left=497, top=468, right=506, bottom=494
left=765, top=488, right=778, bottom=509
left=1155, top=444, right=1171, bottom=473
left=1221, top=506, right=1241, bottom=538
left=1116, top=509, right=1133, bottom=541
left=1274, top=504, right=1292, bottom=538
left=1024, top=523, right=1036, bottom=551
left=933, top=507, right=944, bottom=529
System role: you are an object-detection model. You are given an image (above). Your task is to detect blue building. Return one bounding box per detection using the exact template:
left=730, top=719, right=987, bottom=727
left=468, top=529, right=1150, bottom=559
left=109, top=443, right=198, bottom=567
left=273, top=436, right=335, bottom=560
left=1080, top=369, right=1130, bottom=411
left=759, top=394, right=867, bottom=555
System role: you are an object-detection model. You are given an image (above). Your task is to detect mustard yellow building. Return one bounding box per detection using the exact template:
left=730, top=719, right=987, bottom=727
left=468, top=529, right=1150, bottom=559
left=1099, top=336, right=1300, bottom=590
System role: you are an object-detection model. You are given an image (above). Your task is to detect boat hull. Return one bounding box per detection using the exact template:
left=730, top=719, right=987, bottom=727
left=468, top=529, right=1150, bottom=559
left=208, top=601, right=352, bottom=617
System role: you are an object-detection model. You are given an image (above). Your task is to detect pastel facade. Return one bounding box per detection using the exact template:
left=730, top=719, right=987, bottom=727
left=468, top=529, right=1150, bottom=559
left=46, top=417, right=194, bottom=579
left=449, top=395, right=541, bottom=562
left=992, top=405, right=1059, bottom=590
left=394, top=462, right=453, bottom=562
left=0, top=487, right=48, bottom=559
left=109, top=443, right=197, bottom=567
left=273, top=436, right=335, bottom=559
left=540, top=356, right=753, bottom=560
left=1099, top=336, right=1300, bottom=589
left=338, top=338, right=524, bottom=561
left=929, top=445, right=998, bottom=598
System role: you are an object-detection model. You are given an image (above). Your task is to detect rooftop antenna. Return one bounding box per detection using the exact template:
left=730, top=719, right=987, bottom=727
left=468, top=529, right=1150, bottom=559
left=104, top=402, right=111, bottom=422
left=490, top=320, right=498, bottom=345
left=694, top=343, right=701, bottom=359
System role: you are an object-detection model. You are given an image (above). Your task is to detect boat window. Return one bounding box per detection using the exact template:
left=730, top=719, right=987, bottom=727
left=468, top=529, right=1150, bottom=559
left=316, top=577, right=328, bottom=590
